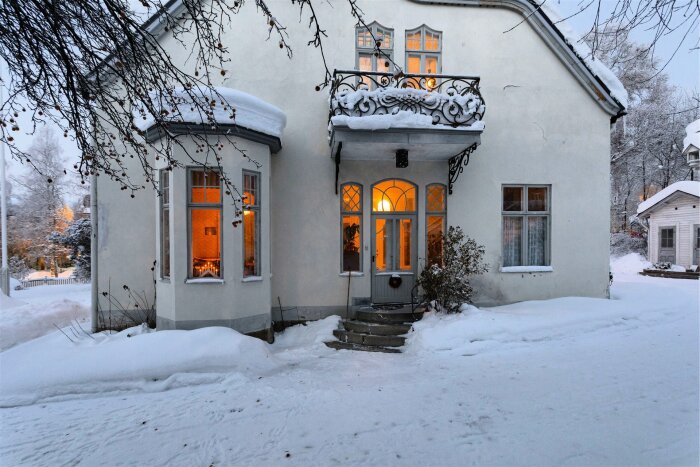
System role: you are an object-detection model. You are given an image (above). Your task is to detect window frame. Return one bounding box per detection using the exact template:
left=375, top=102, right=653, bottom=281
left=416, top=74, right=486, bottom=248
left=355, top=21, right=394, bottom=75
left=242, top=170, right=261, bottom=278
left=425, top=183, right=447, bottom=267
left=187, top=167, right=223, bottom=279
left=340, top=182, right=363, bottom=273
left=501, top=184, right=551, bottom=267
left=159, top=169, right=171, bottom=280
left=405, top=25, right=442, bottom=75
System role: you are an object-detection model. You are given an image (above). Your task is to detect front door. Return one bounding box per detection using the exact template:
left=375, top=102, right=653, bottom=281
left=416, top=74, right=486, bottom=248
left=372, top=215, right=417, bottom=303
left=659, top=226, right=676, bottom=263
left=370, top=179, right=418, bottom=304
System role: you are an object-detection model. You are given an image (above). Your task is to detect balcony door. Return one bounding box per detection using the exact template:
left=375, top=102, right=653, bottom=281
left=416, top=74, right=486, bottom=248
left=371, top=180, right=417, bottom=304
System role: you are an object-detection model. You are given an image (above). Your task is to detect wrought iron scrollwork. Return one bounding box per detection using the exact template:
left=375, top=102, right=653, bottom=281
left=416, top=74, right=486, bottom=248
left=448, top=142, right=478, bottom=195
left=329, top=70, right=485, bottom=128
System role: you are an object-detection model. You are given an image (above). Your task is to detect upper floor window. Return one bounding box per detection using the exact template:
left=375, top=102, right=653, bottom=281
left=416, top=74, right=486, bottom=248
left=189, top=168, right=222, bottom=278
left=405, top=25, right=441, bottom=75
left=356, top=22, right=393, bottom=75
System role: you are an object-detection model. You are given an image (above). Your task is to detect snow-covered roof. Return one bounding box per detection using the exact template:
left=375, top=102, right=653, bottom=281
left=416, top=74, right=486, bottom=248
left=683, top=119, right=700, bottom=153
left=135, top=87, right=287, bottom=139
left=636, top=181, right=700, bottom=216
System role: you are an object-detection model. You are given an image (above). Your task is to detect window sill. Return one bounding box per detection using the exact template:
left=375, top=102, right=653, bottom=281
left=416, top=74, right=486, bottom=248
left=159, top=278, right=171, bottom=283
left=375, top=272, right=414, bottom=276
left=242, top=276, right=263, bottom=283
left=339, top=272, right=364, bottom=277
left=185, top=278, right=224, bottom=284
left=500, top=266, right=553, bottom=273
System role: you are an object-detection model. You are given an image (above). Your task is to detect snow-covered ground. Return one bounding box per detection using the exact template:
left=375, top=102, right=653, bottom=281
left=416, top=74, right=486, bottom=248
left=0, top=255, right=697, bottom=466
left=0, top=283, right=90, bottom=351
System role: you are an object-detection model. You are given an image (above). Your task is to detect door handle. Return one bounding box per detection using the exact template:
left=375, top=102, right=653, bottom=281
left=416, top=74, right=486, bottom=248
left=372, top=255, right=375, bottom=263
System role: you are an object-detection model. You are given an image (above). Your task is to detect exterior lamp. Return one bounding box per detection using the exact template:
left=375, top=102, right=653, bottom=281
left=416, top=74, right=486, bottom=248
left=396, top=149, right=408, bottom=168
left=426, top=77, right=437, bottom=90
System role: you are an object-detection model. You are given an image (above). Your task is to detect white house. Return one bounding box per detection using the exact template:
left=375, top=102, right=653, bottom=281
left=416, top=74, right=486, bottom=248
left=92, top=0, right=626, bottom=337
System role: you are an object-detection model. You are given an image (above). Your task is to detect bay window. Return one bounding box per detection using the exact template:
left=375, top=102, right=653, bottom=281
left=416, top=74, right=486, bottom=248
left=159, top=169, right=170, bottom=279
left=243, top=171, right=261, bottom=277
left=189, top=168, right=222, bottom=278
left=341, top=182, right=362, bottom=272
left=426, top=183, right=446, bottom=266
left=502, top=185, right=550, bottom=267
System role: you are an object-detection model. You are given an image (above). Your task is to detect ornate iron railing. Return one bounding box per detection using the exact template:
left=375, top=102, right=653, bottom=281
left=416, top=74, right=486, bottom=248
left=329, top=70, right=485, bottom=128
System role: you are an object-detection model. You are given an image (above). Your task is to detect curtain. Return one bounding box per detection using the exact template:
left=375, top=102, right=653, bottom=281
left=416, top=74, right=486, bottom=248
left=503, top=217, right=522, bottom=266
left=527, top=216, right=547, bottom=266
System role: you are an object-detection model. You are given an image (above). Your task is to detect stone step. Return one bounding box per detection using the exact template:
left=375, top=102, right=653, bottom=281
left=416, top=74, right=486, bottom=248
left=356, top=309, right=424, bottom=324
left=343, top=320, right=412, bottom=336
left=333, top=329, right=406, bottom=347
left=324, top=340, right=401, bottom=353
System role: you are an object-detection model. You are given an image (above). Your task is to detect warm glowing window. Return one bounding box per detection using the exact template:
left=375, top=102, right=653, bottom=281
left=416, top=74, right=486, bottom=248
left=372, top=179, right=416, bottom=212
left=243, top=171, right=261, bottom=277
left=189, top=168, right=222, bottom=278
left=159, top=170, right=170, bottom=278
left=341, top=183, right=362, bottom=272
left=426, top=184, right=446, bottom=267
left=502, top=185, right=550, bottom=267
left=356, top=22, right=394, bottom=87
left=405, top=26, right=441, bottom=77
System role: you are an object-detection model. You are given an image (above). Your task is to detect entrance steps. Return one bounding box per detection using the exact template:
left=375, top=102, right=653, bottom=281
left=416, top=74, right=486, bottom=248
left=324, top=305, right=425, bottom=353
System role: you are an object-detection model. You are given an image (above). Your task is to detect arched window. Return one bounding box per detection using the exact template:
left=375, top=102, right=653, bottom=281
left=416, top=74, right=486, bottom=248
left=372, top=179, right=417, bottom=212
left=426, top=184, right=447, bottom=266
left=341, top=183, right=362, bottom=272
left=405, top=25, right=442, bottom=75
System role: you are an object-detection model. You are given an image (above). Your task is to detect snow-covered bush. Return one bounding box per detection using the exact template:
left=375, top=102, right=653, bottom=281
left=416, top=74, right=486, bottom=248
left=416, top=226, right=488, bottom=312
left=8, top=256, right=30, bottom=280
left=610, top=231, right=647, bottom=257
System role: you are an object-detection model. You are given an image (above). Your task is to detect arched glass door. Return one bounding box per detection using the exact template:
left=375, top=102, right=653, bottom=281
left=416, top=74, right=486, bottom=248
left=371, top=180, right=417, bottom=304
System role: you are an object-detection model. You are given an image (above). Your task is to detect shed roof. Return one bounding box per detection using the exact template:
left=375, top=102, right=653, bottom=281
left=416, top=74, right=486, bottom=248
left=636, top=181, right=700, bottom=217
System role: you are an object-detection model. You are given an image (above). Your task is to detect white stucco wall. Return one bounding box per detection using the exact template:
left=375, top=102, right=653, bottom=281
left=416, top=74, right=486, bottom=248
left=96, top=0, right=617, bottom=330
left=646, top=194, right=700, bottom=267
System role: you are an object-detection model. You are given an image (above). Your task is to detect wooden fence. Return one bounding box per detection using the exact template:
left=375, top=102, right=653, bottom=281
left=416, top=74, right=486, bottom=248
left=19, top=277, right=89, bottom=288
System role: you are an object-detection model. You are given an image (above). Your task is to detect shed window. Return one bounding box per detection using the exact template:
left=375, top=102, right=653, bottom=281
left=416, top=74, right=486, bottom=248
left=189, top=168, right=222, bottom=278
left=341, top=183, right=362, bottom=272
left=243, top=171, right=261, bottom=277
left=502, top=185, right=550, bottom=267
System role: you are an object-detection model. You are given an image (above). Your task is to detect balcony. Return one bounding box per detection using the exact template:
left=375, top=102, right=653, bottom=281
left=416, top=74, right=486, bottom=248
left=329, top=70, right=485, bottom=163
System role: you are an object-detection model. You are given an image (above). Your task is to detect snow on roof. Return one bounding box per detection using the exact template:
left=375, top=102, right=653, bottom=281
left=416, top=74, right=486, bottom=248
left=537, top=2, right=629, bottom=109
left=134, top=87, right=287, bottom=139
left=637, top=181, right=700, bottom=215
left=683, top=119, right=700, bottom=153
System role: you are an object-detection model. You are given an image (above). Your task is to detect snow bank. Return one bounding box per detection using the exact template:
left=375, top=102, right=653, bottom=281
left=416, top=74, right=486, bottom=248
left=684, top=119, right=700, bottom=152
left=272, top=315, right=341, bottom=350
left=637, top=181, right=700, bottom=214
left=537, top=2, right=628, bottom=108
left=610, top=253, right=651, bottom=275
left=407, top=278, right=686, bottom=356
left=134, top=86, right=287, bottom=138
left=0, top=325, right=277, bottom=407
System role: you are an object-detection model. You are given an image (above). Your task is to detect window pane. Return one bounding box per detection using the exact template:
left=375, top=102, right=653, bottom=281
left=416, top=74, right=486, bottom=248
left=407, top=55, right=421, bottom=75
left=427, top=184, right=446, bottom=212
left=377, top=28, right=392, bottom=49
left=342, top=184, right=361, bottom=212
left=503, top=187, right=523, bottom=211
left=528, top=187, right=547, bottom=211
left=191, top=169, right=220, bottom=204
left=162, top=207, right=170, bottom=277
left=503, top=217, right=522, bottom=266
left=527, top=217, right=547, bottom=266
left=377, top=53, right=392, bottom=73
left=425, top=31, right=440, bottom=51
left=424, top=56, right=438, bottom=74
left=357, top=29, right=372, bottom=48
left=373, top=179, right=416, bottom=212
left=243, top=210, right=259, bottom=276
left=358, top=53, right=372, bottom=72
left=191, top=209, right=221, bottom=278
left=342, top=215, right=361, bottom=272
left=427, top=215, right=444, bottom=266
left=399, top=218, right=412, bottom=270
left=243, top=172, right=258, bottom=207
left=661, top=228, right=674, bottom=248
left=406, top=31, right=421, bottom=50
left=375, top=218, right=388, bottom=271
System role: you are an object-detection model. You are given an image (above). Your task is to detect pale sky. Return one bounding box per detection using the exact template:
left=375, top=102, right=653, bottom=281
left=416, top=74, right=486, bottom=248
left=3, top=0, right=699, bottom=192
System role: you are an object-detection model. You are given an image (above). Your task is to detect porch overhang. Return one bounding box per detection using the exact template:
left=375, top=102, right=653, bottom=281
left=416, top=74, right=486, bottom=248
left=329, top=126, right=482, bottom=161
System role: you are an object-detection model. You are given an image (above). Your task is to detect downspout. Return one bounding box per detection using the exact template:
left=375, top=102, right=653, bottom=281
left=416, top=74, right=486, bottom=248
left=90, top=173, right=98, bottom=332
